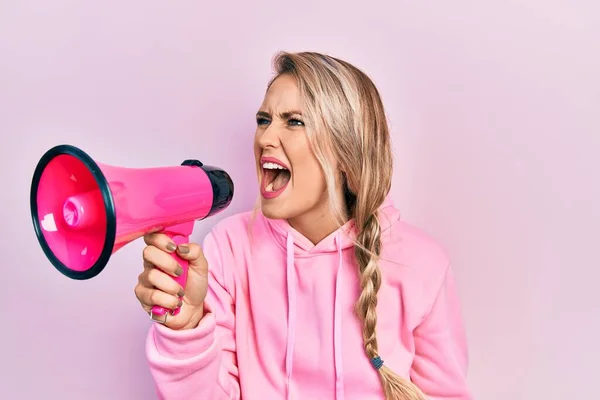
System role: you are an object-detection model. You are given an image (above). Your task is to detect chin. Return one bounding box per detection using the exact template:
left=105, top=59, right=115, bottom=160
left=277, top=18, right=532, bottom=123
left=260, top=201, right=295, bottom=220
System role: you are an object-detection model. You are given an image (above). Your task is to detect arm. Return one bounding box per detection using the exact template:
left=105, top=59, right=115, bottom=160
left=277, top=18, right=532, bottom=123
left=145, top=230, right=240, bottom=400
left=410, top=265, right=473, bottom=400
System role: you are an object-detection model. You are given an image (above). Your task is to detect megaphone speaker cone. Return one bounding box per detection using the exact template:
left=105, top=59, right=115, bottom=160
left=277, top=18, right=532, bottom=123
left=30, top=145, right=117, bottom=280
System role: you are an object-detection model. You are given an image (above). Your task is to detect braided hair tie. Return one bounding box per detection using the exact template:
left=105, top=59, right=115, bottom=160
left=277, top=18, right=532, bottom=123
left=370, top=355, right=384, bottom=370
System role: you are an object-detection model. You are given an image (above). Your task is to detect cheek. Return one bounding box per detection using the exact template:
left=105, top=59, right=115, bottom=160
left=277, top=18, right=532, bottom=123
left=253, top=135, right=263, bottom=163
left=253, top=139, right=262, bottom=179
left=253, top=132, right=261, bottom=156
left=287, top=135, right=327, bottom=192
left=292, top=156, right=327, bottom=193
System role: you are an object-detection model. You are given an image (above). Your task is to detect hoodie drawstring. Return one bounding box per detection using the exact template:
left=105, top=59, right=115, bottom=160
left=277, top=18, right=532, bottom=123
left=284, top=231, right=345, bottom=400
left=285, top=233, right=296, bottom=400
left=333, top=231, right=345, bottom=400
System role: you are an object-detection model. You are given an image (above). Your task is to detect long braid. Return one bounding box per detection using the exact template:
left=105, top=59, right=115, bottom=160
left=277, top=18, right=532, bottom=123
left=354, top=204, right=427, bottom=400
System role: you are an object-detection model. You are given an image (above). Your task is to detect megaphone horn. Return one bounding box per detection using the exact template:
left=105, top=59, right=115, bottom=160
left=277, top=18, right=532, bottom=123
left=30, top=144, right=234, bottom=318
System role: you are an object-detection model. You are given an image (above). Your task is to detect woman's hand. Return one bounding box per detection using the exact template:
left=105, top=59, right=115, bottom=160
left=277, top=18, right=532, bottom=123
left=134, top=232, right=209, bottom=330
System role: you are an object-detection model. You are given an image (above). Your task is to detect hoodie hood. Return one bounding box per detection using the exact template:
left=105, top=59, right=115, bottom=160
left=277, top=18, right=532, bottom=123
left=260, top=194, right=401, bottom=400
left=264, top=194, right=401, bottom=255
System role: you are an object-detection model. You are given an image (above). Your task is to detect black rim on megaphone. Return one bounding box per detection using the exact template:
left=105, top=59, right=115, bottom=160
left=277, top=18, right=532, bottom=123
left=30, top=144, right=117, bottom=280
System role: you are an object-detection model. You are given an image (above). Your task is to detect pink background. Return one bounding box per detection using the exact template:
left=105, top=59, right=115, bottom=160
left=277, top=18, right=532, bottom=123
left=1, top=1, right=598, bottom=399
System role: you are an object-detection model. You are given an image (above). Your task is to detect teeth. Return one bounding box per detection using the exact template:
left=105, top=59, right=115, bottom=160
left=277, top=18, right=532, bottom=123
left=262, top=162, right=287, bottom=170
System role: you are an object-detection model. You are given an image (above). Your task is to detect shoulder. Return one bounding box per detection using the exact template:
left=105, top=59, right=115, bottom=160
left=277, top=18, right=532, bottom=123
left=200, top=210, right=254, bottom=253
left=206, top=210, right=254, bottom=238
left=200, top=211, right=254, bottom=289
left=382, top=219, right=452, bottom=307
left=387, top=220, right=450, bottom=270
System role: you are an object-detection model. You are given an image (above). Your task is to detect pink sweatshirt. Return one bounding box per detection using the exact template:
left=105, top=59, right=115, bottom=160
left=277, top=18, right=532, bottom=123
left=146, top=197, right=472, bottom=400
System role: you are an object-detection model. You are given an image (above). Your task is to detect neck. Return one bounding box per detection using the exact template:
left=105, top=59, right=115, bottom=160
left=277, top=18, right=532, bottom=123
left=287, top=191, right=347, bottom=245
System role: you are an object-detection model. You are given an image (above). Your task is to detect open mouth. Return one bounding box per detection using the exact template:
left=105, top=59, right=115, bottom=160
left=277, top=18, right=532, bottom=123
left=262, top=161, right=291, bottom=193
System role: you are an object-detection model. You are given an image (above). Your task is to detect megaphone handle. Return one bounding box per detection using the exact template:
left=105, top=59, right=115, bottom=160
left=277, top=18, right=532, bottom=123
left=151, top=233, right=190, bottom=318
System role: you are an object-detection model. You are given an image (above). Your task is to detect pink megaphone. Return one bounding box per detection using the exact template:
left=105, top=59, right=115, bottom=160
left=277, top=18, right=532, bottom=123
left=30, top=144, right=234, bottom=318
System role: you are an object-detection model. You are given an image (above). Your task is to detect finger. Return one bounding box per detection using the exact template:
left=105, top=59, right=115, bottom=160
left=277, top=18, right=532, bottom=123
left=134, top=284, right=153, bottom=313
left=147, top=267, right=185, bottom=298
left=143, top=232, right=177, bottom=253
left=143, top=260, right=154, bottom=270
left=142, top=245, right=183, bottom=277
left=135, top=285, right=182, bottom=311
left=137, top=262, right=156, bottom=288
left=176, top=243, right=207, bottom=272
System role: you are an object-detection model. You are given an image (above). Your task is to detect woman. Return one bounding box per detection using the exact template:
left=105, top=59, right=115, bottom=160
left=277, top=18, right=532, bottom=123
left=135, top=51, right=472, bottom=400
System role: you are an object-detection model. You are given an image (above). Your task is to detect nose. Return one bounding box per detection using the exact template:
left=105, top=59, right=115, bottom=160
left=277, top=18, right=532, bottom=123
left=257, top=123, right=281, bottom=149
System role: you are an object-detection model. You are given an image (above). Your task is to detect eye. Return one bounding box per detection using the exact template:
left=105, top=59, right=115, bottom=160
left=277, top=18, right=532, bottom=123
left=256, top=117, right=270, bottom=126
left=288, top=118, right=304, bottom=127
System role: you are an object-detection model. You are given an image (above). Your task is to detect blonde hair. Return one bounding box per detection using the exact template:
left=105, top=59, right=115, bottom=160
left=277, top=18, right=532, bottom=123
left=268, top=51, right=427, bottom=400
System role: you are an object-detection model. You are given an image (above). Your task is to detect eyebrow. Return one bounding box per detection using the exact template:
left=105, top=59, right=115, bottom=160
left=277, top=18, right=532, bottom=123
left=256, top=110, right=303, bottom=119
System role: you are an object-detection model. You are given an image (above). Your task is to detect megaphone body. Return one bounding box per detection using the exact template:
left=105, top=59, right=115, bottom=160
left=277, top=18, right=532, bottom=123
left=30, top=144, right=234, bottom=318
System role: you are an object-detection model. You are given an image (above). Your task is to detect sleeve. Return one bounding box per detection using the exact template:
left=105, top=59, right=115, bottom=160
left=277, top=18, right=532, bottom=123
left=410, top=265, right=473, bottom=400
left=145, top=230, right=240, bottom=400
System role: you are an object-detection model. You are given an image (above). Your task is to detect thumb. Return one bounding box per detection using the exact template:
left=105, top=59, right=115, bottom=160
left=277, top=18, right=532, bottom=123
left=175, top=243, right=208, bottom=275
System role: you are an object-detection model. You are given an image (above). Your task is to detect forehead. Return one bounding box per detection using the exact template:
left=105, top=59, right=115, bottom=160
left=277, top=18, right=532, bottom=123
left=260, top=75, right=301, bottom=111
